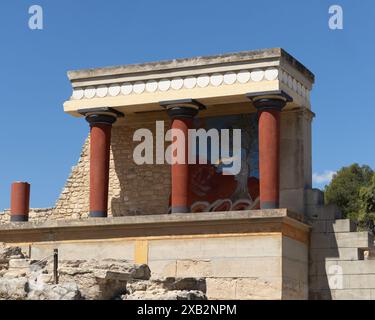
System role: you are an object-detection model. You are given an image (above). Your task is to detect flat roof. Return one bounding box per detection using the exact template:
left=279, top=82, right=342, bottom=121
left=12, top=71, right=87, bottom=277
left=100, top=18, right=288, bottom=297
left=67, top=48, right=314, bottom=83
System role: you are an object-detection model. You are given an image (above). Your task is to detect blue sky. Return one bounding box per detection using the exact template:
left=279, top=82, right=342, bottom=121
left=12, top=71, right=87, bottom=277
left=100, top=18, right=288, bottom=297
left=0, top=0, right=374, bottom=209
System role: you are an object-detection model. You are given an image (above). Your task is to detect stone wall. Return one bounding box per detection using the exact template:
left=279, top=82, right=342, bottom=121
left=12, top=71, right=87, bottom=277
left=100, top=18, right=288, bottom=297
left=280, top=107, right=313, bottom=215
left=0, top=210, right=309, bottom=299
left=20, top=234, right=309, bottom=300
left=146, top=234, right=308, bottom=300
left=0, top=208, right=53, bottom=224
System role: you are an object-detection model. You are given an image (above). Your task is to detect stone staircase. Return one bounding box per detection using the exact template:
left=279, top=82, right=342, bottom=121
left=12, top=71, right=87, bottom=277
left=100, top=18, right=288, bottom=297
left=306, top=189, right=375, bottom=300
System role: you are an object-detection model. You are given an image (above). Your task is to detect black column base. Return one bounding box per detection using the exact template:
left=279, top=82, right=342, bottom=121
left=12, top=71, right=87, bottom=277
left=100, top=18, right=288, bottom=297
left=171, top=206, right=190, bottom=214
left=10, top=215, right=28, bottom=222
left=260, top=201, right=279, bottom=209
left=89, top=211, right=108, bottom=218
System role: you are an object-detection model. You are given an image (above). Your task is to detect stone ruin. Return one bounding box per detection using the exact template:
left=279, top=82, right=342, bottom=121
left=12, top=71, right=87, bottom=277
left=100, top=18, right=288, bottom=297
left=0, top=244, right=206, bottom=300
left=1, top=49, right=374, bottom=299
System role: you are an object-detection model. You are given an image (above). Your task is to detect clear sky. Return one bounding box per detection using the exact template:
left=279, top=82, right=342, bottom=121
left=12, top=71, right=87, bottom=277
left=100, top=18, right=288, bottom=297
left=0, top=0, right=374, bottom=209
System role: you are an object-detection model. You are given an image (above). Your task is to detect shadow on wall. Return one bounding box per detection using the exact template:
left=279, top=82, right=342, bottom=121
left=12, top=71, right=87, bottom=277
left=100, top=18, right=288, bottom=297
left=306, top=189, right=365, bottom=300
left=110, top=122, right=171, bottom=217
left=308, top=207, right=339, bottom=300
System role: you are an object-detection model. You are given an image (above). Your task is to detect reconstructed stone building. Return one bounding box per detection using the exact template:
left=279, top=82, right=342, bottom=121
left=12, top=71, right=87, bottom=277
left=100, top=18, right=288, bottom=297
left=1, top=48, right=374, bottom=299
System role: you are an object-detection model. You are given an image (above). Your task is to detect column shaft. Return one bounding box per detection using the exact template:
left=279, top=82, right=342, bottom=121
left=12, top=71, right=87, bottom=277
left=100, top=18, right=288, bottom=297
left=89, top=123, right=112, bottom=217
left=170, top=117, right=192, bottom=213
left=258, top=109, right=281, bottom=209
left=10, top=182, right=30, bottom=222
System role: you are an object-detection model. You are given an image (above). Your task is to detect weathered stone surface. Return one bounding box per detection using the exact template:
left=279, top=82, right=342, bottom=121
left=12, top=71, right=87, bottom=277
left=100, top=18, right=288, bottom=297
left=305, top=189, right=324, bottom=206
left=123, top=277, right=207, bottom=300
left=124, top=289, right=206, bottom=300
left=205, top=278, right=236, bottom=300
left=0, top=208, right=53, bottom=225
left=31, top=241, right=135, bottom=261
left=306, top=204, right=342, bottom=221
left=205, top=277, right=281, bottom=300
left=0, top=245, right=204, bottom=300
left=0, top=277, right=29, bottom=300
left=8, top=258, right=31, bottom=269
left=159, top=277, right=206, bottom=292
left=0, top=244, right=25, bottom=267
left=148, top=235, right=281, bottom=260
left=310, top=231, right=373, bottom=249
left=27, top=283, right=81, bottom=300
left=312, top=219, right=357, bottom=234
left=58, top=259, right=151, bottom=300
left=310, top=247, right=361, bottom=262
left=282, top=277, right=308, bottom=300
left=67, top=48, right=314, bottom=82
left=128, top=277, right=206, bottom=292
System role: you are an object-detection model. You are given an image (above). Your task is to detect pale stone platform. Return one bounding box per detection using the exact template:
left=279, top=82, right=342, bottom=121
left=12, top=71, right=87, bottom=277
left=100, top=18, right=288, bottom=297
left=0, top=209, right=309, bottom=300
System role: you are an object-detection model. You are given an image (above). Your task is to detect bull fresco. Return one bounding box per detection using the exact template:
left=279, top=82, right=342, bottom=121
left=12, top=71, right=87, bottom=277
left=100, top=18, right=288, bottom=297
left=169, top=113, right=260, bottom=213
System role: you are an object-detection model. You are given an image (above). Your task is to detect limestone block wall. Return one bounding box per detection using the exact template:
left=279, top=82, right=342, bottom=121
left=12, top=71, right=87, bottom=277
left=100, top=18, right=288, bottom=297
left=25, top=233, right=309, bottom=300
left=53, top=137, right=90, bottom=220
left=307, top=189, right=375, bottom=300
left=0, top=208, right=53, bottom=224
left=146, top=234, right=308, bottom=300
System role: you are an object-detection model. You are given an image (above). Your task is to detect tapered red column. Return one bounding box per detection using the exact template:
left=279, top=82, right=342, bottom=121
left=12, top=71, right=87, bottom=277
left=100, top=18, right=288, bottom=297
left=247, top=91, right=291, bottom=209
left=168, top=107, right=197, bottom=213
left=10, top=182, right=30, bottom=222
left=85, top=112, right=117, bottom=217
left=257, top=107, right=282, bottom=209
left=161, top=99, right=204, bottom=213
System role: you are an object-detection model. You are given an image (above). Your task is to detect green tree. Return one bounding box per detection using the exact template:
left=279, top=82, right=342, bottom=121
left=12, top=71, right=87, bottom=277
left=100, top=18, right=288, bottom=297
left=324, top=164, right=374, bottom=220
left=357, top=175, right=375, bottom=231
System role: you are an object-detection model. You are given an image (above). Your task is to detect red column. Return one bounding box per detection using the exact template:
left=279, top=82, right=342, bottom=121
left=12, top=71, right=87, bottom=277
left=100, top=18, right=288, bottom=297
left=258, top=108, right=281, bottom=209
left=85, top=113, right=117, bottom=217
left=10, top=182, right=30, bottom=222
left=163, top=102, right=202, bottom=213
left=247, top=92, right=290, bottom=209
left=170, top=117, right=193, bottom=213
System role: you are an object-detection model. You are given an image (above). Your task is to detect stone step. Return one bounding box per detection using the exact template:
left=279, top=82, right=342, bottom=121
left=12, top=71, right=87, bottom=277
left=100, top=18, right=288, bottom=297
left=310, top=247, right=362, bottom=262
left=333, top=219, right=357, bottom=233
left=310, top=274, right=375, bottom=291
left=310, top=231, right=374, bottom=249
left=310, top=289, right=375, bottom=300
left=310, top=259, right=375, bottom=276
left=311, top=219, right=357, bottom=234
left=306, top=204, right=342, bottom=221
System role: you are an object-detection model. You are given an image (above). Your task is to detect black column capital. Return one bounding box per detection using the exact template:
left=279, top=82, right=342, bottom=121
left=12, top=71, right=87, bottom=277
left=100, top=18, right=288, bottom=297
left=246, top=90, right=292, bottom=112
left=85, top=113, right=117, bottom=125
left=160, top=99, right=205, bottom=119
left=78, top=107, right=124, bottom=125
